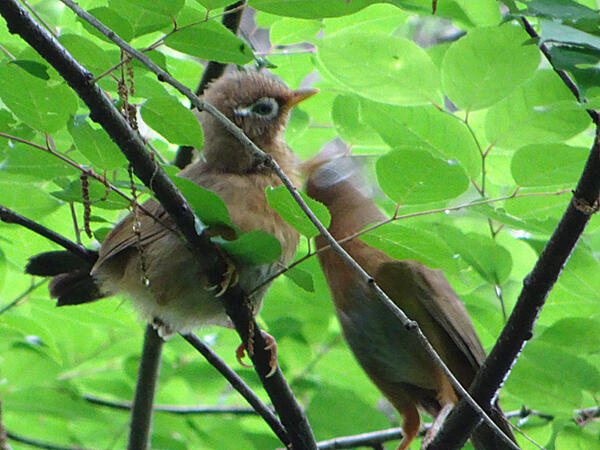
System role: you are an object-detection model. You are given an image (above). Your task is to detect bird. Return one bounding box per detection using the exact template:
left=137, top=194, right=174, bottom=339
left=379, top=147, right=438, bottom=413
left=26, top=71, right=317, bottom=342
left=303, top=152, right=518, bottom=450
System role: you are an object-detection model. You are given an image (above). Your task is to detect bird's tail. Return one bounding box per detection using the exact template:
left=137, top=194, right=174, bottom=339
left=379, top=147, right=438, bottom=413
left=471, top=403, right=519, bottom=450
left=25, top=250, right=105, bottom=306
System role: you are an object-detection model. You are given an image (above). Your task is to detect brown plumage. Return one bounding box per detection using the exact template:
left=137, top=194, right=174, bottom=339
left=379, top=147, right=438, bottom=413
left=28, top=71, right=317, bottom=337
left=304, top=154, right=518, bottom=450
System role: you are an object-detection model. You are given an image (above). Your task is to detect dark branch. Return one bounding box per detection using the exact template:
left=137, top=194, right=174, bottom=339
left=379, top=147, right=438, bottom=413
left=6, top=430, right=91, bottom=450
left=0, top=205, right=96, bottom=264
left=182, top=333, right=289, bottom=444
left=127, top=325, right=163, bottom=450
left=0, top=3, right=316, bottom=448
left=173, top=0, right=246, bottom=170
left=427, top=131, right=600, bottom=449
left=83, top=394, right=259, bottom=415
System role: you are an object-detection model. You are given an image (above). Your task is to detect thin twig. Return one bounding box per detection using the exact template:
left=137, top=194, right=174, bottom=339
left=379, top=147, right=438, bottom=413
left=182, top=333, right=289, bottom=445
left=0, top=279, right=48, bottom=316
left=0, top=132, right=174, bottom=233
left=19, top=0, right=58, bottom=39
left=83, top=394, right=260, bottom=415
left=251, top=188, right=571, bottom=294
left=0, top=205, right=97, bottom=263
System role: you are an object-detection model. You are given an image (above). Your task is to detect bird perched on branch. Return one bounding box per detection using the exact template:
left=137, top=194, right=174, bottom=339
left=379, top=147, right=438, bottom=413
left=27, top=71, right=317, bottom=340
left=304, top=152, right=518, bottom=450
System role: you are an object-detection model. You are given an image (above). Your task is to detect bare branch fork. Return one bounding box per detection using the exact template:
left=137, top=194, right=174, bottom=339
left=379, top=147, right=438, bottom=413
left=0, top=2, right=314, bottom=449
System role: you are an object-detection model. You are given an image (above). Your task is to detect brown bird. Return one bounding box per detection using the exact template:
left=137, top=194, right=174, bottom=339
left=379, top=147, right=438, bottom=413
left=26, top=71, right=317, bottom=341
left=304, top=153, right=518, bottom=450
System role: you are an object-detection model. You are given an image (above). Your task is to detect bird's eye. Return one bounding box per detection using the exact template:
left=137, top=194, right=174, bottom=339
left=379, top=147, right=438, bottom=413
left=250, top=97, right=278, bottom=119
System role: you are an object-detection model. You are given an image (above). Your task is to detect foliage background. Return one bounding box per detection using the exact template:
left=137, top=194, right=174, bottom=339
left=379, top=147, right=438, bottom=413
left=1, top=0, right=600, bottom=448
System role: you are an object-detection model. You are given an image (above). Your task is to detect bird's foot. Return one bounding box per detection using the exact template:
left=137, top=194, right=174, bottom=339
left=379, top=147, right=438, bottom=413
left=420, top=403, right=454, bottom=449
left=207, top=257, right=239, bottom=297
left=236, top=330, right=278, bottom=378
left=151, top=317, right=174, bottom=340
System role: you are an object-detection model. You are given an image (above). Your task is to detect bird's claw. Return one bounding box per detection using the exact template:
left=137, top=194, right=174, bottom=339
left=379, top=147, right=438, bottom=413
left=236, top=331, right=278, bottom=378
left=207, top=258, right=239, bottom=297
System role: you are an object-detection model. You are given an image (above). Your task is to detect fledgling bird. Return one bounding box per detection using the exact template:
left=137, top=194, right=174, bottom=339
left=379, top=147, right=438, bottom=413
left=304, top=153, right=518, bottom=450
left=26, top=71, right=317, bottom=340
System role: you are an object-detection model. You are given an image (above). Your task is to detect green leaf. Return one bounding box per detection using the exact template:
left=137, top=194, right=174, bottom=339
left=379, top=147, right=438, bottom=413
left=109, top=0, right=174, bottom=37
left=539, top=318, right=600, bottom=355
left=376, top=149, right=469, bottom=205
left=317, top=31, right=441, bottom=106
left=250, top=0, right=382, bottom=19
left=442, top=25, right=540, bottom=110
left=437, top=225, right=513, bottom=284
left=220, top=230, right=281, bottom=264
left=485, top=70, right=590, bottom=149
left=266, top=185, right=331, bottom=238
left=270, top=18, right=322, bottom=45
left=59, top=34, right=116, bottom=78
left=79, top=7, right=134, bottom=43
left=331, top=95, right=385, bottom=147
left=166, top=167, right=233, bottom=228
left=0, top=141, right=78, bottom=180
left=140, top=96, right=204, bottom=149
left=0, top=64, right=77, bottom=134
left=51, top=178, right=130, bottom=210
left=9, top=60, right=49, bottom=80
left=360, top=222, right=459, bottom=274
left=196, top=0, right=232, bottom=9
left=511, top=144, right=588, bottom=187
left=453, top=0, right=501, bottom=27
left=122, top=0, right=184, bottom=17
left=540, top=19, right=600, bottom=50
left=68, top=117, right=128, bottom=170
left=284, top=266, right=314, bottom=292
left=506, top=341, right=600, bottom=412
left=165, top=22, right=253, bottom=64
left=361, top=100, right=480, bottom=177
left=524, top=0, right=600, bottom=29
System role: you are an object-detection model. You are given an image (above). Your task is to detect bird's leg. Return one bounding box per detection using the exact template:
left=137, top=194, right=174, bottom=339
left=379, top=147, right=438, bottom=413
left=420, top=402, right=454, bottom=449
left=236, top=330, right=279, bottom=378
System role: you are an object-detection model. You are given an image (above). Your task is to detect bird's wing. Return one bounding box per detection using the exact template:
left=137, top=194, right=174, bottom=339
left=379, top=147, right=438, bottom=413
left=375, top=260, right=487, bottom=370
left=95, top=198, right=173, bottom=266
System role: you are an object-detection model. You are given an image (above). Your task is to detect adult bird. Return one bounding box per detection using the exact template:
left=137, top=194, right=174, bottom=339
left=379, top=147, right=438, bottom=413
left=304, top=153, right=518, bottom=450
left=26, top=71, right=317, bottom=342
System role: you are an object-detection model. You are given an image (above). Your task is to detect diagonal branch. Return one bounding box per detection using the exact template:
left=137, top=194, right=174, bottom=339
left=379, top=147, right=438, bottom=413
left=427, top=129, right=600, bottom=449
left=0, top=2, right=315, bottom=449
left=55, top=2, right=517, bottom=446
left=128, top=325, right=163, bottom=450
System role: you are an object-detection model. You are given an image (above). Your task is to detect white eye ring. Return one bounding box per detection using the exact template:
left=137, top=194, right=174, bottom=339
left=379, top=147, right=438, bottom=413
left=234, top=97, right=279, bottom=120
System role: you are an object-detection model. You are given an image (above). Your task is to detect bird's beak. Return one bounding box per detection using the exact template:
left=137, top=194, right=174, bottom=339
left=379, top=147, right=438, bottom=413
left=285, top=87, right=319, bottom=109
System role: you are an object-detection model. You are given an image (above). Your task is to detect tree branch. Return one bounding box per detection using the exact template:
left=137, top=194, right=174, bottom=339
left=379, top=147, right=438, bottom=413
left=83, top=394, right=260, bottom=415
left=427, top=130, right=600, bottom=449
left=0, top=205, right=97, bottom=263
left=0, top=2, right=316, bottom=448
left=127, top=325, right=163, bottom=450
left=182, top=333, right=289, bottom=444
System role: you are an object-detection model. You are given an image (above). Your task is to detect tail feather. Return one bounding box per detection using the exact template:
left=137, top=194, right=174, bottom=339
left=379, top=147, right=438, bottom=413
left=26, top=250, right=105, bottom=306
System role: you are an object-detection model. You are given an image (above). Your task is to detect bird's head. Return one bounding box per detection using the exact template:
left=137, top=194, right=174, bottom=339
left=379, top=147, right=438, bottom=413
left=200, top=71, right=317, bottom=172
